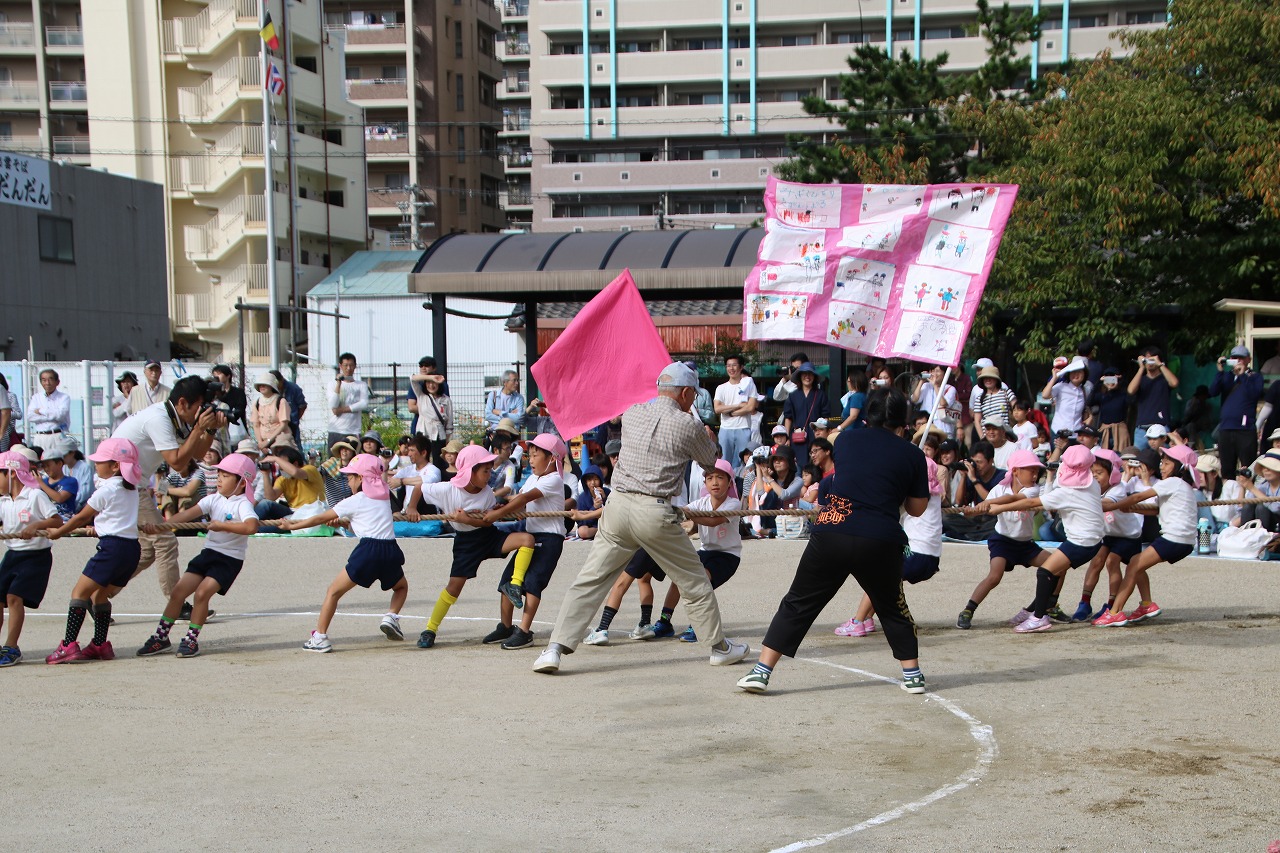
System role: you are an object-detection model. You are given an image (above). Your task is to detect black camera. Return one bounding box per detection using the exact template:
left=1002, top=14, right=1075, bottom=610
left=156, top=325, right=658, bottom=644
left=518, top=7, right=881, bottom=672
left=1046, top=462, right=1061, bottom=470
left=257, top=461, right=274, bottom=471
left=200, top=398, right=239, bottom=425
left=1055, top=430, right=1074, bottom=440
left=946, top=460, right=969, bottom=472
left=1237, top=468, right=1254, bottom=479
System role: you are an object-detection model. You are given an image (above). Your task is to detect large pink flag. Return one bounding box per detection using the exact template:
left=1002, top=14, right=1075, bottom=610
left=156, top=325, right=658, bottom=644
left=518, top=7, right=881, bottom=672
left=531, top=269, right=672, bottom=441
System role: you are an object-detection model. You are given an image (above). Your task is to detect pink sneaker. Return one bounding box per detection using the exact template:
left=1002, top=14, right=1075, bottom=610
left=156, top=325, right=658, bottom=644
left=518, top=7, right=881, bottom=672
left=1013, top=614, right=1053, bottom=633
left=1127, top=601, right=1162, bottom=623
left=1093, top=609, right=1129, bottom=627
left=862, top=618, right=877, bottom=635
left=45, top=641, right=85, bottom=665
left=1008, top=608, right=1033, bottom=626
left=834, top=618, right=861, bottom=637
left=80, top=641, right=115, bottom=661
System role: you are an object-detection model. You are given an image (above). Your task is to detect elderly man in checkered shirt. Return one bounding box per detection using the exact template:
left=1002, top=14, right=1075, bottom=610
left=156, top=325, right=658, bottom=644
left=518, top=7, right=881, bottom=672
left=534, top=362, right=750, bottom=675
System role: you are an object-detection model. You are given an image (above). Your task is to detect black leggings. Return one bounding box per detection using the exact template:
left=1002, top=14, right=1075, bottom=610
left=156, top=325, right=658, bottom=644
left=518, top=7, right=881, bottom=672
left=762, top=529, right=918, bottom=661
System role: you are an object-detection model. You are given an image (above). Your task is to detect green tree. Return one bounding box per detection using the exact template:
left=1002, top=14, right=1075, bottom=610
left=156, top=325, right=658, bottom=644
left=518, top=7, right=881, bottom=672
left=951, top=0, right=1280, bottom=361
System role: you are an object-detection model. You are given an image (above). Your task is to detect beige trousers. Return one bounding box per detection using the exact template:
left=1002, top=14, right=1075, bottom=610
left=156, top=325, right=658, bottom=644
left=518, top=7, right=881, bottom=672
left=549, top=491, right=726, bottom=651
left=130, top=489, right=180, bottom=597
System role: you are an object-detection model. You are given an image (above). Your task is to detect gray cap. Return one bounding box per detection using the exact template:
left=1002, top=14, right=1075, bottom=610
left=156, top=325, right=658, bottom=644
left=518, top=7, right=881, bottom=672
left=1230, top=344, right=1251, bottom=359
left=48, top=437, right=79, bottom=457
left=656, top=361, right=699, bottom=389
left=604, top=439, right=622, bottom=456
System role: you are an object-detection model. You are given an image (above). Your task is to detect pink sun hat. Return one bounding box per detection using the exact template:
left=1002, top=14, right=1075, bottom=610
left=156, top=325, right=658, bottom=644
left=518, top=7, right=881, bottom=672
left=1056, top=444, right=1095, bottom=489
left=1160, top=444, right=1202, bottom=488
left=529, top=433, right=567, bottom=476
left=88, top=437, right=143, bottom=486
left=1092, top=448, right=1123, bottom=486
left=0, top=450, right=40, bottom=489
left=999, top=449, right=1045, bottom=486
left=451, top=444, right=497, bottom=489
left=214, top=453, right=259, bottom=493
left=340, top=453, right=389, bottom=500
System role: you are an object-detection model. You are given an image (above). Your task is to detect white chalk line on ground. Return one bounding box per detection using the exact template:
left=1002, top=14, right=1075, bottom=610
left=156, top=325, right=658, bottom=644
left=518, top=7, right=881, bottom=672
left=770, top=657, right=998, bottom=852
left=28, top=612, right=557, bottom=626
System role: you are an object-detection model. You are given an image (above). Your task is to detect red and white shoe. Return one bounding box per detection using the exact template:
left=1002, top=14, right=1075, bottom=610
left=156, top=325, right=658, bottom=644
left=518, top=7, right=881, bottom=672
left=1127, top=601, right=1162, bottom=623
left=1093, top=609, right=1130, bottom=627
left=45, top=641, right=85, bottom=664
left=80, top=640, right=115, bottom=661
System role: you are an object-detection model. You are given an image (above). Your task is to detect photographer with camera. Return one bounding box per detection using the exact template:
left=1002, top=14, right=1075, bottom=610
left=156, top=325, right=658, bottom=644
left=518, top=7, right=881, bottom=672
left=113, top=376, right=225, bottom=606
left=327, top=353, right=371, bottom=450
left=770, top=352, right=810, bottom=403
left=1210, top=344, right=1265, bottom=478
left=1128, top=346, right=1179, bottom=449
left=941, top=441, right=1005, bottom=541
left=1042, top=356, right=1093, bottom=436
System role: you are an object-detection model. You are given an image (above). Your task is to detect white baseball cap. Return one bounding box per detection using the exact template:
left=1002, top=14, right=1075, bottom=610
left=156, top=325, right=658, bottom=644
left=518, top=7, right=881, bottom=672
left=974, top=358, right=994, bottom=369
left=656, top=361, right=698, bottom=388
left=1145, top=424, right=1169, bottom=439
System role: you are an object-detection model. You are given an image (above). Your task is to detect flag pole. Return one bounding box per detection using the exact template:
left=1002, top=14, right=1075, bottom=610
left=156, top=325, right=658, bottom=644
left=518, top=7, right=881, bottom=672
left=260, top=0, right=281, bottom=370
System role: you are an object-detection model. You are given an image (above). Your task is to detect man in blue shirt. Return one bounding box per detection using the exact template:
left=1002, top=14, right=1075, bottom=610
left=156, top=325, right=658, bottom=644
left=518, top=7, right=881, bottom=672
left=1210, top=344, right=1266, bottom=477
left=484, top=370, right=525, bottom=434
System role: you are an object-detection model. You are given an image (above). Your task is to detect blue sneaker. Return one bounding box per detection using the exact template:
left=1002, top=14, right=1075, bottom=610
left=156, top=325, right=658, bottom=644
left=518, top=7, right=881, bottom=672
left=677, top=626, right=697, bottom=643
left=651, top=620, right=675, bottom=639
left=1070, top=602, right=1093, bottom=622
left=0, top=646, right=20, bottom=667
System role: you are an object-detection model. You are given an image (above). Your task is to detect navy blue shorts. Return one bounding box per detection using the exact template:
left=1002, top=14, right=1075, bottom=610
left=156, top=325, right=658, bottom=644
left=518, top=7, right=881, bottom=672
left=987, top=533, right=1045, bottom=571
left=625, top=548, right=664, bottom=582
left=498, top=532, right=564, bottom=598
left=345, top=538, right=405, bottom=590
left=82, top=536, right=141, bottom=589
left=0, top=548, right=54, bottom=608
left=1150, top=536, right=1194, bottom=565
left=700, top=550, right=740, bottom=589
left=450, top=527, right=509, bottom=579
left=1057, top=540, right=1103, bottom=569
left=185, top=548, right=245, bottom=596
left=1102, top=535, right=1143, bottom=564
left=903, top=552, right=940, bottom=584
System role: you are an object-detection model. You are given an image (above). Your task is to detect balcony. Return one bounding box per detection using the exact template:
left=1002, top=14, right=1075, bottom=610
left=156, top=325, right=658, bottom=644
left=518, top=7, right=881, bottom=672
left=498, top=78, right=530, bottom=99
left=1, top=135, right=43, bottom=154
left=183, top=195, right=267, bottom=263
left=327, top=23, right=407, bottom=50
left=344, top=78, right=408, bottom=104
left=45, top=26, right=83, bottom=50
left=178, top=56, right=260, bottom=123
left=0, top=22, right=36, bottom=49
left=0, top=81, right=41, bottom=106
left=502, top=113, right=530, bottom=133
left=172, top=263, right=268, bottom=333
left=162, top=0, right=257, bottom=58
left=367, top=188, right=406, bottom=212
left=502, top=149, right=532, bottom=170
left=169, top=126, right=264, bottom=195
left=499, top=40, right=530, bottom=58
left=365, top=135, right=411, bottom=157
left=501, top=1, right=530, bottom=19
left=51, top=135, right=90, bottom=159
left=49, top=81, right=87, bottom=105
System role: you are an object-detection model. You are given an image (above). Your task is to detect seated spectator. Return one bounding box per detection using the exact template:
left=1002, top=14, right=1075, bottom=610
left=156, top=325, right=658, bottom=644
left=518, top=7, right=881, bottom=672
left=257, top=446, right=327, bottom=527
left=1238, top=451, right=1280, bottom=532
left=36, top=449, right=80, bottom=521
left=388, top=435, right=442, bottom=519
left=159, top=458, right=207, bottom=519
left=571, top=463, right=609, bottom=539
left=318, top=439, right=357, bottom=507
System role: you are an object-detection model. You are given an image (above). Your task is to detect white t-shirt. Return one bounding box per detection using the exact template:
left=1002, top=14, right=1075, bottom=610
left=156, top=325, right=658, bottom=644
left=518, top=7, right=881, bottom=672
left=714, top=377, right=758, bottom=430
left=1152, top=477, right=1198, bottom=545
left=917, top=383, right=958, bottom=436
left=197, top=492, right=257, bottom=560
left=392, top=461, right=441, bottom=489
left=518, top=471, right=565, bottom=536
left=112, top=402, right=182, bottom=478
left=1012, top=421, right=1039, bottom=451
left=1102, top=484, right=1143, bottom=539
left=901, top=493, right=942, bottom=557
left=421, top=482, right=497, bottom=533
left=991, top=483, right=1040, bottom=540
left=991, top=440, right=1015, bottom=470
left=563, top=470, right=581, bottom=500
left=1039, top=480, right=1104, bottom=546
left=332, top=492, right=395, bottom=541
left=1207, top=480, right=1243, bottom=526
left=87, top=477, right=139, bottom=539
left=1049, top=381, right=1092, bottom=434
left=1, top=487, right=57, bottom=551
left=687, top=495, right=742, bottom=557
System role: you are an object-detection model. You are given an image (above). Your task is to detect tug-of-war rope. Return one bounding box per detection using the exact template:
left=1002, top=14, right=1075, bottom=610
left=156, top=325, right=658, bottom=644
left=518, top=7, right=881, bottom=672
left=2, top=496, right=1274, bottom=539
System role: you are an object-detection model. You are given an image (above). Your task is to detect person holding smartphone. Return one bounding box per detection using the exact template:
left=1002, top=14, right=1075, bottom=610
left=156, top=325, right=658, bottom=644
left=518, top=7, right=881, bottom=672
left=1210, top=344, right=1265, bottom=479
left=327, top=353, right=370, bottom=450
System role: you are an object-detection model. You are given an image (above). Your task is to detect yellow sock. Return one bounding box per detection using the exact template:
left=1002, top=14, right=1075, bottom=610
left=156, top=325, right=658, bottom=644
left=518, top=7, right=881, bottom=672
left=511, top=546, right=535, bottom=588
left=426, top=589, right=458, bottom=633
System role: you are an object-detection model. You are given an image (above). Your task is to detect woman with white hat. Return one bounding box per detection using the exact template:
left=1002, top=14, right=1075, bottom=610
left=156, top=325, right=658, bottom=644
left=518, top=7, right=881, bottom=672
left=1040, top=356, right=1093, bottom=435
left=249, top=372, right=295, bottom=454
left=1236, top=452, right=1280, bottom=532
left=1195, top=453, right=1242, bottom=532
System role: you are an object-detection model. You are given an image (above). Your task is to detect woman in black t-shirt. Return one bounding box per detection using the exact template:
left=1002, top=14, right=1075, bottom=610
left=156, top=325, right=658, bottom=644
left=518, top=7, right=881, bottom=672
left=737, top=387, right=931, bottom=695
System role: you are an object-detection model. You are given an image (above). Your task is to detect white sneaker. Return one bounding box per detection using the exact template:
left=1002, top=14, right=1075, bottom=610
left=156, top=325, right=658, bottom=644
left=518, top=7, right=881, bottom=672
left=737, top=671, right=770, bottom=693
left=1013, top=614, right=1053, bottom=633
left=709, top=639, right=749, bottom=666
left=584, top=629, right=609, bottom=646
left=532, top=647, right=561, bottom=673
left=380, top=614, right=404, bottom=641
left=303, top=633, right=332, bottom=653
left=1008, top=608, right=1033, bottom=626
left=630, top=623, right=657, bottom=640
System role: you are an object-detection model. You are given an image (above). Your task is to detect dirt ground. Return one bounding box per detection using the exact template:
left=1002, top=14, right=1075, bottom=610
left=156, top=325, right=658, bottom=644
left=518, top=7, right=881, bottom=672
left=2, top=535, right=1278, bottom=851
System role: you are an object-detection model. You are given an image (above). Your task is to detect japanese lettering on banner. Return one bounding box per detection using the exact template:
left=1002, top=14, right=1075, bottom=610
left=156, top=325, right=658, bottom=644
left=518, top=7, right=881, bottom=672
left=742, top=177, right=1018, bottom=367
left=0, top=150, right=51, bottom=211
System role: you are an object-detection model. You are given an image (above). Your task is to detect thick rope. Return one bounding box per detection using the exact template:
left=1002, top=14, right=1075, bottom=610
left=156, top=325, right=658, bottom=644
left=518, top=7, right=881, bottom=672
left=0, top=496, right=1275, bottom=538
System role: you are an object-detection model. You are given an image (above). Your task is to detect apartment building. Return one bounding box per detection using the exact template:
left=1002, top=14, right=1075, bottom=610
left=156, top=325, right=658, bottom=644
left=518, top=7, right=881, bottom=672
left=325, top=0, right=506, bottom=244
left=497, top=0, right=1169, bottom=233
left=0, top=0, right=87, bottom=164
left=82, top=0, right=367, bottom=364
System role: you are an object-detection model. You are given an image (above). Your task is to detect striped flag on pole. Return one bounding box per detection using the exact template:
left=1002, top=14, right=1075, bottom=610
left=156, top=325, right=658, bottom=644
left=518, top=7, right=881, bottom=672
left=266, top=61, right=286, bottom=96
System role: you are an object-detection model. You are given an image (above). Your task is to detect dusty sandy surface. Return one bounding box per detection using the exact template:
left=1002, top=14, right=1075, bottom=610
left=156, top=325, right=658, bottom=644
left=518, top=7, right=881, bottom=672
left=3, top=535, right=1278, bottom=851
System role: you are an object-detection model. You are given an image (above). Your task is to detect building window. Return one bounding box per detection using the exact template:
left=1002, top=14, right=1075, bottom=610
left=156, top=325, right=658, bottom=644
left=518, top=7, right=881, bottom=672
left=1125, top=10, right=1166, bottom=24
left=455, top=73, right=464, bottom=110
left=458, top=179, right=468, bottom=213
left=38, top=216, right=75, bottom=263
left=457, top=127, right=466, bottom=163
left=455, top=21, right=464, bottom=58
